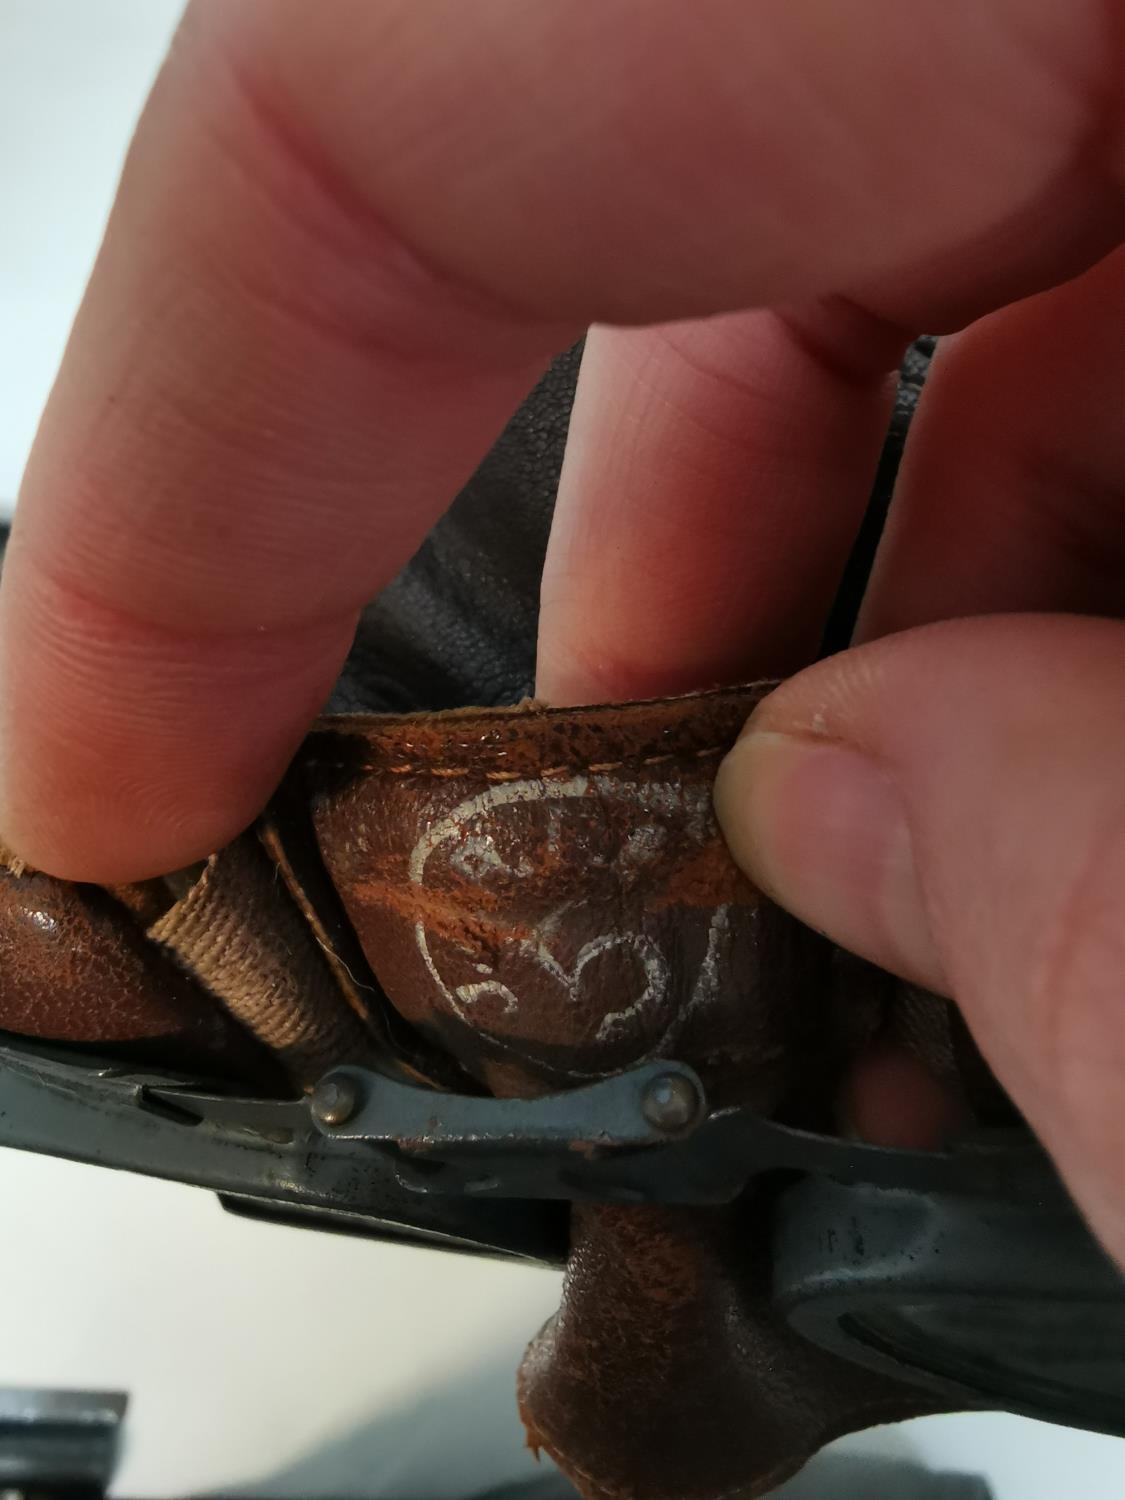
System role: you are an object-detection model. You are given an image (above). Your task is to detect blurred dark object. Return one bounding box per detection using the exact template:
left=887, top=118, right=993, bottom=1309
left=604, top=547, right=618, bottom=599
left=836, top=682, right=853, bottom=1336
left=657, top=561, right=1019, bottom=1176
left=820, top=337, right=936, bottom=652
left=0, top=1388, right=125, bottom=1499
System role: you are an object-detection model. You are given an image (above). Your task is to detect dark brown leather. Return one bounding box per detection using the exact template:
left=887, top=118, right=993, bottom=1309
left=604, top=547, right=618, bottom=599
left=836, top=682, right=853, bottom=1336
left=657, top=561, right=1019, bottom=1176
left=0, top=685, right=966, bottom=1498
left=0, top=857, right=274, bottom=1078
left=292, top=689, right=948, bottom=1499
left=301, top=688, right=824, bottom=1101
left=0, top=832, right=381, bottom=1088
left=519, top=1203, right=935, bottom=1500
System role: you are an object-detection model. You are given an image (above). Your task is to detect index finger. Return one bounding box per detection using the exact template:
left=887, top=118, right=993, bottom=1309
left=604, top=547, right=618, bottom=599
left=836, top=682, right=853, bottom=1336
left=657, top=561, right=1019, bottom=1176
left=4, top=0, right=1119, bottom=880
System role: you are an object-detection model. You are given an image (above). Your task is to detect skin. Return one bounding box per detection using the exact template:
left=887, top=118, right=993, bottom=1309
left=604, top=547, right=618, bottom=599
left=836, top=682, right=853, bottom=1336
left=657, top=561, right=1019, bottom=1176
left=6, top=0, right=1125, bottom=1261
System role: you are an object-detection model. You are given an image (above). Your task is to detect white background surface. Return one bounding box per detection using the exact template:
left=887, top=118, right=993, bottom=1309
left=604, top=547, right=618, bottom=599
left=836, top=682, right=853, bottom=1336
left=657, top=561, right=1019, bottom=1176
left=3, top=3, right=1125, bottom=1495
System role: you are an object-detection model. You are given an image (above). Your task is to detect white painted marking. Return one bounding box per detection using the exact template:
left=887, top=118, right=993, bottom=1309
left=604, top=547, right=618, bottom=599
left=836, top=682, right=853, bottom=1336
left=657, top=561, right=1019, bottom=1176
left=408, top=774, right=722, bottom=1072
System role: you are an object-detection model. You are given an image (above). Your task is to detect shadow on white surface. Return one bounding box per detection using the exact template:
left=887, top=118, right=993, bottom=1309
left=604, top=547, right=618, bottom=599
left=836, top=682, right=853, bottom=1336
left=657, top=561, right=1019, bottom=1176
left=218, top=1356, right=552, bottom=1500
left=771, top=1452, right=991, bottom=1500
left=0, top=1148, right=562, bottom=1499
left=221, top=1388, right=995, bottom=1500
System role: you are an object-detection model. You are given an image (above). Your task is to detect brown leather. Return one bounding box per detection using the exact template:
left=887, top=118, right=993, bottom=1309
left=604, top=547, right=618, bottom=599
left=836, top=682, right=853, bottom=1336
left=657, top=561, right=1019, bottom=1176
left=0, top=833, right=382, bottom=1089
left=519, top=1204, right=935, bottom=1500
left=0, top=686, right=966, bottom=1497
left=0, top=857, right=273, bottom=1078
left=301, top=688, right=829, bottom=1101
left=148, top=833, right=378, bottom=1086
left=295, top=688, right=948, bottom=1499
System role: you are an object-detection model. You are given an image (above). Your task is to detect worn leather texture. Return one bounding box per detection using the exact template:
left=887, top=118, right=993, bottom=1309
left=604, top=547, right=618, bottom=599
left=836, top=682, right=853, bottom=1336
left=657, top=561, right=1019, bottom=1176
left=149, top=833, right=380, bottom=1084
left=302, top=689, right=805, bottom=1098
left=0, top=686, right=961, bottom=1498
left=0, top=854, right=279, bottom=1079
left=0, top=338, right=968, bottom=1497
left=294, top=688, right=946, bottom=1500
left=329, top=343, right=589, bottom=715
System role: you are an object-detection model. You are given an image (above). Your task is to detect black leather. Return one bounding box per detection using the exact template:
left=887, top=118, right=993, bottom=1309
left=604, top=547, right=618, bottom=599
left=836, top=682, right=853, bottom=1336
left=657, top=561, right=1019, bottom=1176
left=332, top=335, right=935, bottom=716
left=0, top=337, right=934, bottom=712
left=330, top=344, right=584, bottom=714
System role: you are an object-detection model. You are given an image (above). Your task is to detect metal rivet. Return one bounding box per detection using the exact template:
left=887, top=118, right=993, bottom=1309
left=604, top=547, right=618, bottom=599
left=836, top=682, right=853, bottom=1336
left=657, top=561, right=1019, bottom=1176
left=641, top=1072, right=702, bottom=1134
left=311, top=1076, right=359, bottom=1128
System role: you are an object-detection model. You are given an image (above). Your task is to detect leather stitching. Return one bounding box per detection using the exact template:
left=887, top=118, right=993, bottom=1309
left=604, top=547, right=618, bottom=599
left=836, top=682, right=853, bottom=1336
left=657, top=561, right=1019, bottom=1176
left=304, top=745, right=729, bottom=779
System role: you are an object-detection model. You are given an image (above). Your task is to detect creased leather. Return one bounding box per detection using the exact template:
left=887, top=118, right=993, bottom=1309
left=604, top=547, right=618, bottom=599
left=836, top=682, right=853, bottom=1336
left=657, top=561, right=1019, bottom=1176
left=301, top=689, right=815, bottom=1099
left=0, top=686, right=959, bottom=1498
left=296, top=688, right=947, bottom=1500
left=149, top=832, right=378, bottom=1087
left=332, top=338, right=936, bottom=717
left=0, top=853, right=275, bottom=1079
left=330, top=346, right=585, bottom=715
left=0, top=337, right=973, bottom=1497
left=519, top=1203, right=936, bottom=1500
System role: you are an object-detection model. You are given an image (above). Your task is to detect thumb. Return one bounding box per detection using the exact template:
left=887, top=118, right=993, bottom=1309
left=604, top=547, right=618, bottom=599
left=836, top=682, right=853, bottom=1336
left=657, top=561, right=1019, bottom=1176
left=715, top=614, right=1125, bottom=1262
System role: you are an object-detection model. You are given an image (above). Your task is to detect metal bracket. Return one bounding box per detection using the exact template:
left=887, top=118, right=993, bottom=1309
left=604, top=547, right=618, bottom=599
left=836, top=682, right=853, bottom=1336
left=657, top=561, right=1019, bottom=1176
left=0, top=1035, right=1067, bottom=1260
left=0, top=1037, right=568, bottom=1264
left=298, top=1062, right=1064, bottom=1207
left=0, top=1039, right=1115, bottom=1440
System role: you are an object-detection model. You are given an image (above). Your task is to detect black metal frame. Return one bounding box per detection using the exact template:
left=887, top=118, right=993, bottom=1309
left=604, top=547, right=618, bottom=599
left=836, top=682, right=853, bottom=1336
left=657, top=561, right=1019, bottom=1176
left=773, top=1175, right=1125, bottom=1436
left=0, top=1037, right=566, bottom=1264
left=1, top=1033, right=1122, bottom=1434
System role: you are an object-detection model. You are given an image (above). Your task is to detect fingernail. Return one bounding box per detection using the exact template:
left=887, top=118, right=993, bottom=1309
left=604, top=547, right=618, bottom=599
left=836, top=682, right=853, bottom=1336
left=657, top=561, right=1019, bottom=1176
left=714, top=731, right=944, bottom=988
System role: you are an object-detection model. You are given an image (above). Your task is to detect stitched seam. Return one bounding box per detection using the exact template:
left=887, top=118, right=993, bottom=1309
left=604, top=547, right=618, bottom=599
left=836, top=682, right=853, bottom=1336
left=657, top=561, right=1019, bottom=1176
left=302, top=745, right=729, bottom=778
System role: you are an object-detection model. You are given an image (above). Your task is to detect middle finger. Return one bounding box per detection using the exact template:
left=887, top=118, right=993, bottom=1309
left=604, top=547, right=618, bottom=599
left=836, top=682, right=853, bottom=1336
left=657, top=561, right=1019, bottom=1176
left=536, top=307, right=906, bottom=704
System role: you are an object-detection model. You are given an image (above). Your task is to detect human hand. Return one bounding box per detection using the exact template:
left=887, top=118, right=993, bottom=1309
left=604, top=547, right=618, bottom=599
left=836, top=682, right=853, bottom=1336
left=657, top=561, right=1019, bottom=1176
left=5, top=1, right=1125, bottom=1257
